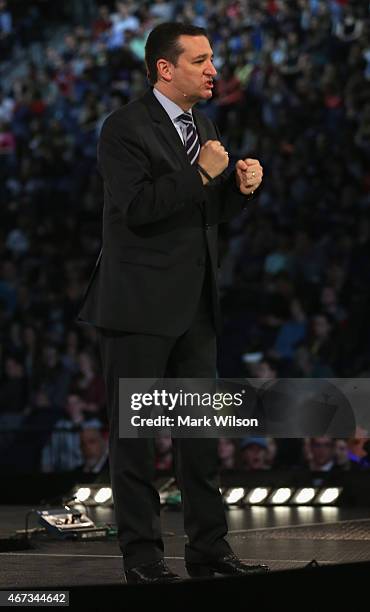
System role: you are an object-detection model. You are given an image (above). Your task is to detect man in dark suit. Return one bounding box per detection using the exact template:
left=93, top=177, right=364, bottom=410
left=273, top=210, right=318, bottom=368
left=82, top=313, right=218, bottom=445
left=77, top=22, right=267, bottom=583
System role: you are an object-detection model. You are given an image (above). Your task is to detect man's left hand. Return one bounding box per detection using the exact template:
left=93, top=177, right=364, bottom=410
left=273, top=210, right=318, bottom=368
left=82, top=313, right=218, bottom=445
left=235, top=158, right=263, bottom=196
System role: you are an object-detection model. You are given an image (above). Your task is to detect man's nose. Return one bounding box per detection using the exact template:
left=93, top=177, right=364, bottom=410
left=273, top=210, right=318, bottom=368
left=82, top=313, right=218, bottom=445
left=205, top=61, right=217, bottom=76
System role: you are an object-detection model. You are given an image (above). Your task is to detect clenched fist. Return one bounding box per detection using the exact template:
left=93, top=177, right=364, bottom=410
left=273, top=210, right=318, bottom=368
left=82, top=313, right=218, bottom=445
left=235, top=158, right=263, bottom=196
left=198, top=140, right=229, bottom=179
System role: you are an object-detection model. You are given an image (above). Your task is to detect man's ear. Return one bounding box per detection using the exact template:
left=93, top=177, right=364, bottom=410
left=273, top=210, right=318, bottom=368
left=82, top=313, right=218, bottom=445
left=157, top=59, right=173, bottom=82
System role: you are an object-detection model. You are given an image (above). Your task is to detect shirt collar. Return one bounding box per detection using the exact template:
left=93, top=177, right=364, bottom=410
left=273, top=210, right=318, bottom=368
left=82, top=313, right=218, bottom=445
left=153, top=87, right=193, bottom=123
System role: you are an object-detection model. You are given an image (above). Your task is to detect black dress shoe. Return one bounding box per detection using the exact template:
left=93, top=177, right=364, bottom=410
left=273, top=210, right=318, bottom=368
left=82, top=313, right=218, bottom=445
left=125, top=559, right=182, bottom=584
left=186, top=553, right=270, bottom=578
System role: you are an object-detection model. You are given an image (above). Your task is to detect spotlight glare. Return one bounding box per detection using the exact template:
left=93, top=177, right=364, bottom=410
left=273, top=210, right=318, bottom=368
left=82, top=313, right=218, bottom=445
left=94, top=487, right=112, bottom=504
left=225, top=488, right=245, bottom=504
left=295, top=488, right=316, bottom=504
left=318, top=488, right=340, bottom=504
left=75, top=487, right=91, bottom=502
left=271, top=488, right=292, bottom=504
left=248, top=488, right=269, bottom=504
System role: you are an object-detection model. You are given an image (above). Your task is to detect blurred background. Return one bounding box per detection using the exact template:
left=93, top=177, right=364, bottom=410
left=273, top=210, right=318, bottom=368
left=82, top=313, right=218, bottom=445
left=1, top=0, right=370, bottom=480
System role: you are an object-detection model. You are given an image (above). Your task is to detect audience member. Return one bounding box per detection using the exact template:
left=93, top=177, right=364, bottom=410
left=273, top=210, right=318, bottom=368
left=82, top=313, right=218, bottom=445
left=240, top=437, right=269, bottom=471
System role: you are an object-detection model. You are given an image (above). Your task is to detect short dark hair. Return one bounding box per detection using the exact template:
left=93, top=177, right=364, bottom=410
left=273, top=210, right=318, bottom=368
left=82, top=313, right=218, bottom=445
left=145, top=22, right=209, bottom=85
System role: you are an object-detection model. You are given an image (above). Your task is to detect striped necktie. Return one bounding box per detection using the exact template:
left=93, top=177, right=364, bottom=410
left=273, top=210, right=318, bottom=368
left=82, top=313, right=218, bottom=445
left=176, top=112, right=200, bottom=165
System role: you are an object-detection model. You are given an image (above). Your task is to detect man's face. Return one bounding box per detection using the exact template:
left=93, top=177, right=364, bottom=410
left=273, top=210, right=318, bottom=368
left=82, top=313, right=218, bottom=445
left=242, top=444, right=267, bottom=470
left=256, top=361, right=277, bottom=379
left=313, top=315, right=330, bottom=338
left=66, top=394, right=84, bottom=420
left=311, top=437, right=334, bottom=466
left=335, top=439, right=349, bottom=465
left=218, top=438, right=235, bottom=460
left=80, top=429, right=104, bottom=459
left=159, top=35, right=217, bottom=105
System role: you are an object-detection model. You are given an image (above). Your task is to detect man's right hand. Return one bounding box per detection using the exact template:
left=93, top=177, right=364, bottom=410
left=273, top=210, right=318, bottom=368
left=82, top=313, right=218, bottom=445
left=198, top=140, right=229, bottom=180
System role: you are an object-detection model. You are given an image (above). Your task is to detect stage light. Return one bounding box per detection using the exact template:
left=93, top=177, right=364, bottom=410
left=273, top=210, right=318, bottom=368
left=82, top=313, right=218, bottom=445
left=246, top=487, right=269, bottom=504
left=317, top=487, right=341, bottom=504
left=292, top=488, right=316, bottom=504
left=225, top=488, right=245, bottom=505
left=70, top=484, right=114, bottom=507
left=271, top=488, right=292, bottom=504
left=94, top=487, right=112, bottom=504
left=75, top=487, right=91, bottom=503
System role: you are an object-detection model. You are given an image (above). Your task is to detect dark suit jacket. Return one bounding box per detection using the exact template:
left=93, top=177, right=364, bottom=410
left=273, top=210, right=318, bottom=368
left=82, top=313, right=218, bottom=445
left=77, top=87, right=254, bottom=337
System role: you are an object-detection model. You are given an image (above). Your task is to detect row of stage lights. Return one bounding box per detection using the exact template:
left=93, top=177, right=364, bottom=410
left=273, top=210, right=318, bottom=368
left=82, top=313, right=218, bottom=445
left=223, top=486, right=342, bottom=506
left=70, top=484, right=342, bottom=507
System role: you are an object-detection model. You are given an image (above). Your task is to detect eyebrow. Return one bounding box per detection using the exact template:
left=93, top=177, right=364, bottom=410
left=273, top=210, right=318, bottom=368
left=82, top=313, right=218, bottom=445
left=192, top=53, right=214, bottom=60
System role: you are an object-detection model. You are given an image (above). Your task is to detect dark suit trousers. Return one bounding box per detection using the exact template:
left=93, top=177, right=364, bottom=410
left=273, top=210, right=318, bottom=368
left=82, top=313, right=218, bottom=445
left=97, top=267, right=231, bottom=569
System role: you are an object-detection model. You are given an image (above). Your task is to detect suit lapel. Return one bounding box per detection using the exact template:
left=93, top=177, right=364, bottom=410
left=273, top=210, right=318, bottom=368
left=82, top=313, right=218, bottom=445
left=139, top=88, right=208, bottom=216
left=140, top=88, right=189, bottom=168
left=156, top=122, right=189, bottom=168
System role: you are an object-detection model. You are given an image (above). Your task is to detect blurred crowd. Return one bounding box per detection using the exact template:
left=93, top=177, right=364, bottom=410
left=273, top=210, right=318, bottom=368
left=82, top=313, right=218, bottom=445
left=155, top=434, right=370, bottom=472
left=1, top=0, right=370, bottom=474
left=217, top=434, right=370, bottom=472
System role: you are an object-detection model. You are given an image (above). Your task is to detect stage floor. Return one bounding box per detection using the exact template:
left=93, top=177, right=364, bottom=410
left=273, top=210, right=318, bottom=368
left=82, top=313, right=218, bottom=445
left=1, top=505, right=370, bottom=588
